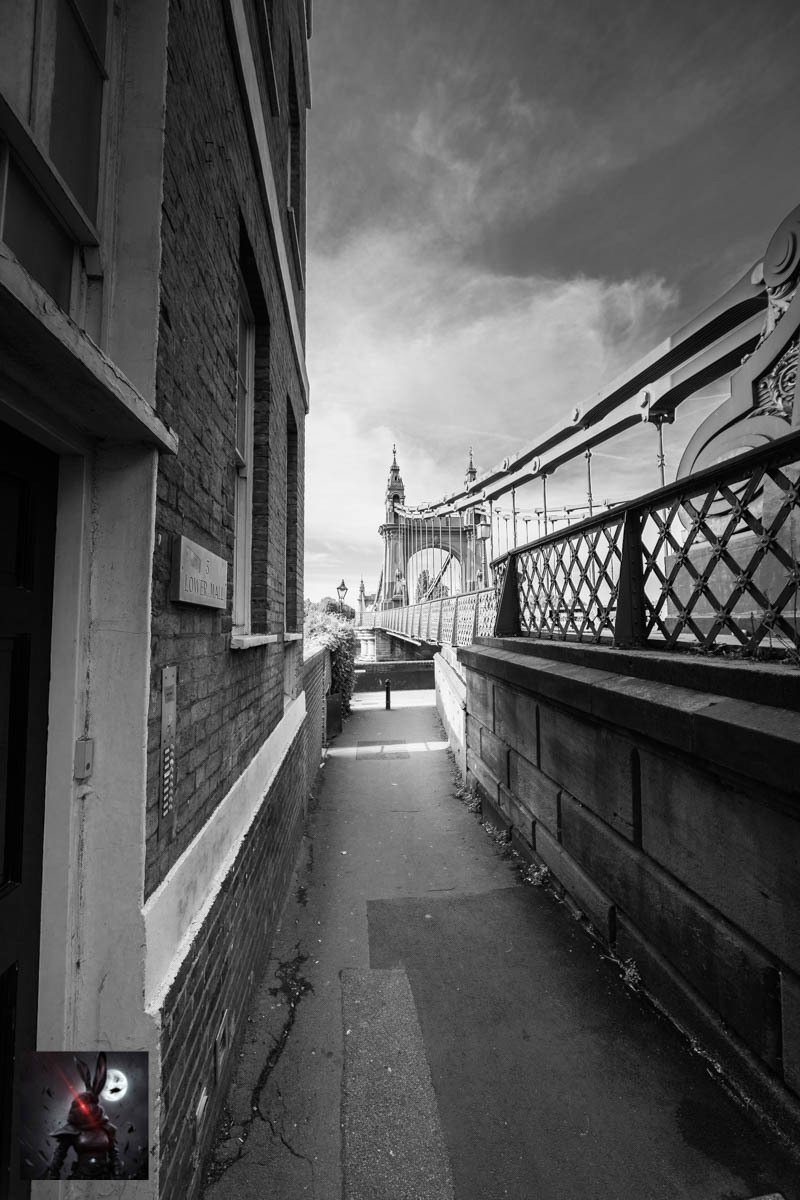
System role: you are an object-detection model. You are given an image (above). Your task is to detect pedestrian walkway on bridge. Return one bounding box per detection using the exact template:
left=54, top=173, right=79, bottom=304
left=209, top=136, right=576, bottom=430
left=202, top=692, right=798, bottom=1200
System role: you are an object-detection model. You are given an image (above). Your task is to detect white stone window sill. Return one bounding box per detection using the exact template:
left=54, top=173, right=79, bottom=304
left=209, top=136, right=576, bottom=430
left=230, top=633, right=280, bottom=650
left=284, top=631, right=303, bottom=642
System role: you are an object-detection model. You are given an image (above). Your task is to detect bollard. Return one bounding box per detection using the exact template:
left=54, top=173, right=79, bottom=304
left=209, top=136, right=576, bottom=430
left=385, top=679, right=391, bottom=710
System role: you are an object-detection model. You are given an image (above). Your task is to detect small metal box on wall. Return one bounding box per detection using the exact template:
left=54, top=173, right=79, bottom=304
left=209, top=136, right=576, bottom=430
left=160, top=665, right=177, bottom=836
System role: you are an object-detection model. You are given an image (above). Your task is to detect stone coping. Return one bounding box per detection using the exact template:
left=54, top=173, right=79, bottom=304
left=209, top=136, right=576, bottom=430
left=473, top=636, right=800, bottom=712
left=459, top=642, right=800, bottom=799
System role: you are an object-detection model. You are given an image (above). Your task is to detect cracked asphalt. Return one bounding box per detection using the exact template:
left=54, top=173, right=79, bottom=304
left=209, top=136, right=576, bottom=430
left=201, top=689, right=799, bottom=1200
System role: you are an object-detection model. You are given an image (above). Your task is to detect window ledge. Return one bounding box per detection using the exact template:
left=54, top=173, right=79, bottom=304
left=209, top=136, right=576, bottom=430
left=285, top=631, right=303, bottom=642
left=230, top=632, right=280, bottom=650
left=0, top=248, right=177, bottom=452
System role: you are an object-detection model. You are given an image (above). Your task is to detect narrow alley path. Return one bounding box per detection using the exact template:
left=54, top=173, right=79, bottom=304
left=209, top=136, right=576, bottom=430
left=203, top=691, right=798, bottom=1200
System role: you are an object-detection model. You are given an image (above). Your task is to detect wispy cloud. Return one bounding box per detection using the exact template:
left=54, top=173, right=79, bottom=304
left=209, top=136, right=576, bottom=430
left=305, top=227, right=678, bottom=597
left=304, top=0, right=800, bottom=599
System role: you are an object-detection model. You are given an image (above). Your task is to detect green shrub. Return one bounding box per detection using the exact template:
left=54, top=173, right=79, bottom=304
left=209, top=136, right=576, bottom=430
left=304, top=610, right=357, bottom=714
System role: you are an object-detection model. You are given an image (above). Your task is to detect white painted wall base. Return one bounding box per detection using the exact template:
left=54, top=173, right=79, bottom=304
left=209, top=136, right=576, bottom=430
left=143, top=694, right=306, bottom=1013
left=435, top=648, right=467, bottom=779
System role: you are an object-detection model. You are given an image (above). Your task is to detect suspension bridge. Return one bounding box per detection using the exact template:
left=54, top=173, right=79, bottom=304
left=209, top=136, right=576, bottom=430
left=358, top=201, right=800, bottom=661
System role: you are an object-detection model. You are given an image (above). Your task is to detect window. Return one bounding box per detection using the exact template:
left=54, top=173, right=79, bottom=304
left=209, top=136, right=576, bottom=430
left=233, top=281, right=255, bottom=633
left=284, top=397, right=299, bottom=631
left=286, top=57, right=300, bottom=214
left=232, top=230, right=271, bottom=645
left=255, top=0, right=280, bottom=117
left=49, top=0, right=108, bottom=221
left=285, top=55, right=303, bottom=286
left=282, top=396, right=300, bottom=707
left=0, top=0, right=110, bottom=311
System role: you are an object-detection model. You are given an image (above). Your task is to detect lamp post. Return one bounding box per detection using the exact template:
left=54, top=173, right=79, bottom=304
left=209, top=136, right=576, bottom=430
left=336, top=578, right=348, bottom=614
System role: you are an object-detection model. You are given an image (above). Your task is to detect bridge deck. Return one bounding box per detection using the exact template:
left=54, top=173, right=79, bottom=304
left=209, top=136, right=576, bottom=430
left=204, top=692, right=797, bottom=1200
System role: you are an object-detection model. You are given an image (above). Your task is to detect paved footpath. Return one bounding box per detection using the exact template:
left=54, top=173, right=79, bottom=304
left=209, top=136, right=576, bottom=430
left=203, top=691, right=799, bottom=1200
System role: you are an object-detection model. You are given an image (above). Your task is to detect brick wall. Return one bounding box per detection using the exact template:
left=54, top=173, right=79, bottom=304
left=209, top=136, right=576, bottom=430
left=148, top=4, right=312, bottom=1191
left=455, top=639, right=800, bottom=1140
left=145, top=0, right=308, bottom=897
left=158, top=726, right=306, bottom=1200
left=303, top=645, right=329, bottom=799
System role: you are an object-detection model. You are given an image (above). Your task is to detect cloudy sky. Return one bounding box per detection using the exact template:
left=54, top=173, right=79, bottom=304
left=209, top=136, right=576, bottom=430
left=303, top=0, right=800, bottom=602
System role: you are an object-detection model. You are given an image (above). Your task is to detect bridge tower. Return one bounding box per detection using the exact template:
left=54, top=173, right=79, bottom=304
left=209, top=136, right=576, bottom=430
left=378, top=447, right=489, bottom=608
left=379, top=445, right=408, bottom=606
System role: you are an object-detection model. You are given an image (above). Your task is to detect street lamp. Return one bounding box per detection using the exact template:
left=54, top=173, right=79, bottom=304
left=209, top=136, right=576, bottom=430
left=336, top=578, right=348, bottom=614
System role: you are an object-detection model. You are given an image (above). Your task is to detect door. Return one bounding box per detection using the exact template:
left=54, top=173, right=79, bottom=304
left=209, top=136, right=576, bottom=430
left=0, top=424, right=58, bottom=1199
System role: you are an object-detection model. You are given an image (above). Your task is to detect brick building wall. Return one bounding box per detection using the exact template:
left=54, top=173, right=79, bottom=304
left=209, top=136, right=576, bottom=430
left=144, top=1, right=312, bottom=1193
left=159, top=727, right=306, bottom=1200
left=146, top=0, right=309, bottom=896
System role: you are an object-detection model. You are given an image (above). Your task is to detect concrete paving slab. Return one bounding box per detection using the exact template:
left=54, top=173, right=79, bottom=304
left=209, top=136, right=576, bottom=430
left=368, top=886, right=799, bottom=1200
left=202, top=691, right=800, bottom=1200
left=341, top=967, right=454, bottom=1200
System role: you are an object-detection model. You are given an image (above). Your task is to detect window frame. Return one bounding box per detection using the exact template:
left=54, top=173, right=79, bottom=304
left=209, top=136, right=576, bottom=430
left=254, top=0, right=280, bottom=117
left=232, top=278, right=256, bottom=635
left=285, top=52, right=303, bottom=288
left=0, top=0, right=113, bottom=320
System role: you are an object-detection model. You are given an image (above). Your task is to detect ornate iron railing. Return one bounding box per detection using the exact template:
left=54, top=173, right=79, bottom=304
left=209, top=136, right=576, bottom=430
left=494, top=429, right=800, bottom=655
left=374, top=587, right=498, bottom=648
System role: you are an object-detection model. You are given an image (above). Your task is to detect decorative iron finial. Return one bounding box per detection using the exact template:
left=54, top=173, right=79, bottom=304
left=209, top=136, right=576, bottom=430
left=465, top=445, right=477, bottom=487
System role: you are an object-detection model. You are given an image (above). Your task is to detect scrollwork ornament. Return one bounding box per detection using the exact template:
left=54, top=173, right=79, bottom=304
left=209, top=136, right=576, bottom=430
left=752, top=335, right=798, bottom=421
left=759, top=202, right=800, bottom=341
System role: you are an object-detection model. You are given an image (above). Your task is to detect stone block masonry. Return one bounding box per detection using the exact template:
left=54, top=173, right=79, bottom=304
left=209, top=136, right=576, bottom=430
left=450, top=637, right=800, bottom=1145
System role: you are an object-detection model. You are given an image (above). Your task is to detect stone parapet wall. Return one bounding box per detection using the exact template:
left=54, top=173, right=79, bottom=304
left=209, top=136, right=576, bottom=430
left=457, top=637, right=800, bottom=1139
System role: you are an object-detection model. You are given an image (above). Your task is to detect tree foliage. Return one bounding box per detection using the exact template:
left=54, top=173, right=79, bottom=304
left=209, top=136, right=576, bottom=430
left=304, top=608, right=357, bottom=714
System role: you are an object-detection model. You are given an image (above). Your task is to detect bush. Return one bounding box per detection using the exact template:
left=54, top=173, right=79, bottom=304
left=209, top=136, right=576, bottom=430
left=304, top=610, right=357, bottom=714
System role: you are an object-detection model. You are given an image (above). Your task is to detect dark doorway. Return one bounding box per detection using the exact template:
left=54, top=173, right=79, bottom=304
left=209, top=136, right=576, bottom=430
left=0, top=424, right=58, bottom=1198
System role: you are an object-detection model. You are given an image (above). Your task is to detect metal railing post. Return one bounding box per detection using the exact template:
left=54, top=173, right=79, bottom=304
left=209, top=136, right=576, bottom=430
left=495, top=555, right=521, bottom=637
left=614, top=509, right=647, bottom=647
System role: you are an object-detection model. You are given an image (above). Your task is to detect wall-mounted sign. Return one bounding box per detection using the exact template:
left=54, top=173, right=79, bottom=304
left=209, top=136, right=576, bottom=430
left=170, top=535, right=228, bottom=609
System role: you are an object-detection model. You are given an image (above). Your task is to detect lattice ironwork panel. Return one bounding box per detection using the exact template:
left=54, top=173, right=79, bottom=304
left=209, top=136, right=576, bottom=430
left=477, top=589, right=497, bottom=636
left=639, top=456, right=800, bottom=652
left=402, top=605, right=411, bottom=636
left=431, top=600, right=443, bottom=648
left=515, top=518, right=624, bottom=640
left=441, top=598, right=457, bottom=644
left=425, top=600, right=441, bottom=642
left=456, top=594, right=478, bottom=645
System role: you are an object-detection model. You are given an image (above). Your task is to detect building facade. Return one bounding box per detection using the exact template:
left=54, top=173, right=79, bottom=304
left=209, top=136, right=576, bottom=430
left=0, top=2, right=311, bottom=1196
